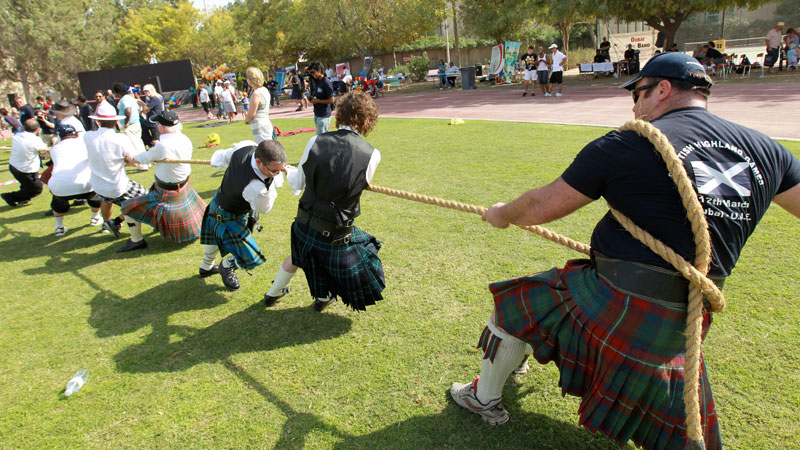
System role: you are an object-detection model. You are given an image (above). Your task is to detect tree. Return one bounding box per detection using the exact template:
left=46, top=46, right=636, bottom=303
left=535, top=0, right=597, bottom=53
left=600, top=0, right=774, bottom=52
left=459, top=0, right=533, bottom=44
left=0, top=0, right=119, bottom=99
left=191, top=8, right=251, bottom=71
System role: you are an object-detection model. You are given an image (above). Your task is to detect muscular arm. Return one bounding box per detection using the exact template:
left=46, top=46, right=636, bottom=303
left=483, top=177, right=594, bottom=228
left=774, top=183, right=800, bottom=218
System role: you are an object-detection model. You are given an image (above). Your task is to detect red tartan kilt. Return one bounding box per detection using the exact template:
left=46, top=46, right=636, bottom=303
left=121, top=180, right=206, bottom=243
left=489, top=259, right=721, bottom=450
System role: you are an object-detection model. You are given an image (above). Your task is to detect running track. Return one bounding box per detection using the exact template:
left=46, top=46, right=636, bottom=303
left=178, top=83, right=800, bottom=141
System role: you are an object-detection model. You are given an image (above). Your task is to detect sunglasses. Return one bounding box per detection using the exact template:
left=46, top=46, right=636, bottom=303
left=631, top=82, right=660, bottom=103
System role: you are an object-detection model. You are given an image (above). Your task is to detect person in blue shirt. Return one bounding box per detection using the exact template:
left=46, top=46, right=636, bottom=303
left=438, top=59, right=447, bottom=90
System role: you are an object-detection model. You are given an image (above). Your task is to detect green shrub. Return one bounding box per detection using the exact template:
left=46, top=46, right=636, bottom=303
left=390, top=63, right=410, bottom=76
left=407, top=52, right=431, bottom=82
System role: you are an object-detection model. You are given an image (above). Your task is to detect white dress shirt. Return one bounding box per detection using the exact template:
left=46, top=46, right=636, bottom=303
left=84, top=127, right=134, bottom=198
left=9, top=131, right=47, bottom=173
left=210, top=141, right=284, bottom=214
left=134, top=131, right=193, bottom=183
left=48, top=137, right=92, bottom=197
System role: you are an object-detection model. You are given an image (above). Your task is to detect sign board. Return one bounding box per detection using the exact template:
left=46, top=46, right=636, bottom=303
left=489, top=44, right=504, bottom=75
left=713, top=39, right=726, bottom=52
left=503, top=41, right=521, bottom=83
left=609, top=31, right=658, bottom=64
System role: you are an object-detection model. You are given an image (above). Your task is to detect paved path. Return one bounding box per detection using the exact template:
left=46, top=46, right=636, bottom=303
left=177, top=82, right=800, bottom=141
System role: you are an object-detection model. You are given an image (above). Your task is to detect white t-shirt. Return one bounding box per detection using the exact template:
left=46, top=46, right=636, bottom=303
left=48, top=137, right=93, bottom=197
left=84, top=127, right=134, bottom=198
left=9, top=131, right=47, bottom=173
left=536, top=55, right=550, bottom=71
left=214, top=85, right=224, bottom=99
left=551, top=51, right=566, bottom=72
left=766, top=28, right=782, bottom=49
left=199, top=89, right=210, bottom=103
left=221, top=86, right=235, bottom=103
left=134, top=131, right=193, bottom=183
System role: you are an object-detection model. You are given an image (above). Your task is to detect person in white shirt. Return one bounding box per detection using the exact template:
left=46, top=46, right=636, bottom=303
left=536, top=48, right=552, bottom=96
left=198, top=83, right=213, bottom=119
left=1, top=119, right=48, bottom=207
left=548, top=44, right=567, bottom=97
left=765, top=21, right=784, bottom=73
left=214, top=80, right=225, bottom=120
left=119, top=111, right=207, bottom=244
left=446, top=62, right=461, bottom=88
left=84, top=101, right=149, bottom=253
left=221, top=80, right=238, bottom=123
left=198, top=139, right=288, bottom=289
left=263, top=92, right=385, bottom=312
left=47, top=124, right=103, bottom=236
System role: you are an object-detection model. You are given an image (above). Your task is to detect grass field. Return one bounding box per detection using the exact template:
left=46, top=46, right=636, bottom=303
left=0, top=117, right=798, bottom=449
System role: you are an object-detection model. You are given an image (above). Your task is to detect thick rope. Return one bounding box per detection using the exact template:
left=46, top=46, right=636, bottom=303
left=365, top=184, right=591, bottom=255
left=158, top=158, right=212, bottom=165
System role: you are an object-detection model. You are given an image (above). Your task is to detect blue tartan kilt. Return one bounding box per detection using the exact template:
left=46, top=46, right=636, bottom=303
left=290, top=221, right=385, bottom=311
left=199, top=197, right=265, bottom=270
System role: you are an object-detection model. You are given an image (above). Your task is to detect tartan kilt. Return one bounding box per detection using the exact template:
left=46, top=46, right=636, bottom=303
left=199, top=197, right=265, bottom=270
left=489, top=259, right=721, bottom=450
left=121, top=180, right=206, bottom=243
left=290, top=221, right=384, bottom=311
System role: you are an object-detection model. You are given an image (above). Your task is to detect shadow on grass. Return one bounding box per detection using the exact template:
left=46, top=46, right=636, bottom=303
left=223, top=356, right=618, bottom=450
left=108, top=298, right=351, bottom=373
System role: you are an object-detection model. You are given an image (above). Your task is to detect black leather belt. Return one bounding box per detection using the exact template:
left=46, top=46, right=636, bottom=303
left=296, top=208, right=353, bottom=243
left=155, top=176, right=188, bottom=190
left=593, top=252, right=725, bottom=305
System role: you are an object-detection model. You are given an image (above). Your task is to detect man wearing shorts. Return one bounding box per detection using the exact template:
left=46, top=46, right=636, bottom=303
left=548, top=44, right=567, bottom=97
left=520, top=46, right=537, bottom=97
left=536, top=48, right=551, bottom=96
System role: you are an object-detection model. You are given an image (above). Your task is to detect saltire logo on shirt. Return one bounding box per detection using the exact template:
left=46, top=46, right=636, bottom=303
left=690, top=161, right=752, bottom=196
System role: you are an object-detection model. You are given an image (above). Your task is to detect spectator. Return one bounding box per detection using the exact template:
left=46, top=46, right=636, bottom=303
left=692, top=44, right=706, bottom=61
left=52, top=100, right=85, bottom=139
left=15, top=97, right=36, bottom=124
left=189, top=84, right=197, bottom=108
left=112, top=82, right=148, bottom=170
left=221, top=80, right=238, bottom=123
left=214, top=80, right=225, bottom=119
left=536, top=47, right=551, bottom=96
left=1, top=119, right=47, bottom=207
left=787, top=43, right=798, bottom=71
left=198, top=82, right=212, bottom=120
left=702, top=42, right=723, bottom=74
left=548, top=44, right=567, bottom=97
left=598, top=37, right=611, bottom=60
left=308, top=62, right=335, bottom=135
left=1, top=107, right=22, bottom=133
left=667, top=42, right=679, bottom=52
left=138, top=84, right=164, bottom=148
left=446, top=62, right=460, bottom=89
left=76, top=95, right=97, bottom=131
left=520, top=46, right=537, bottom=96
left=290, top=69, right=303, bottom=111
left=787, top=28, right=799, bottom=47
left=244, top=67, right=274, bottom=143
left=266, top=75, right=281, bottom=107
left=438, top=59, right=448, bottom=90
left=765, top=21, right=784, bottom=73
left=36, top=106, right=57, bottom=147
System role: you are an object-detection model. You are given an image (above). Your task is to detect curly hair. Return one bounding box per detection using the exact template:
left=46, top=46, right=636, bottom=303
left=335, top=92, right=379, bottom=136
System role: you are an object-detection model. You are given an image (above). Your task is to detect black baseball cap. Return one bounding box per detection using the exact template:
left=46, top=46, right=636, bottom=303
left=620, top=52, right=712, bottom=91
left=148, top=110, right=180, bottom=126
left=57, top=124, right=78, bottom=138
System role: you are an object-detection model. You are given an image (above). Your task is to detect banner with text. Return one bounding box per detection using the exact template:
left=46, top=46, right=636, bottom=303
left=610, top=31, right=658, bottom=65
left=489, top=44, right=504, bottom=76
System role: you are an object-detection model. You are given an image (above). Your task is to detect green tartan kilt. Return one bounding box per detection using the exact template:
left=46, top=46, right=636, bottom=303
left=199, top=197, right=265, bottom=270
left=290, top=221, right=384, bottom=311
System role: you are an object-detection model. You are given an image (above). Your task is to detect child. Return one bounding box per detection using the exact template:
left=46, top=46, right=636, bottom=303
left=240, top=92, right=249, bottom=119
left=787, top=44, right=798, bottom=71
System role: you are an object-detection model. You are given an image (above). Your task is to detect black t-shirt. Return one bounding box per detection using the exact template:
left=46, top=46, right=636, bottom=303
left=266, top=79, right=279, bottom=91
left=562, top=107, right=800, bottom=277
left=599, top=41, right=611, bottom=51
left=706, top=48, right=722, bottom=60
left=521, top=53, right=537, bottom=70
left=624, top=48, right=636, bottom=60
left=312, top=76, right=334, bottom=119
left=290, top=75, right=301, bottom=94
left=19, top=104, right=36, bottom=124
left=594, top=54, right=606, bottom=63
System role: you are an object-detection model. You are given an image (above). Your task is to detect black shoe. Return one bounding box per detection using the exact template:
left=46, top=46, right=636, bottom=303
left=0, top=192, right=18, bottom=207
left=522, top=92, right=527, bottom=96
left=44, top=209, right=54, bottom=217
left=312, top=297, right=336, bottom=312
left=295, top=106, right=303, bottom=112
left=117, top=239, right=148, bottom=253
left=199, top=265, right=220, bottom=278
left=17, top=199, right=30, bottom=206
left=264, top=287, right=290, bottom=307
left=102, top=220, right=121, bottom=238
left=530, top=93, right=535, bottom=96
left=219, top=263, right=240, bottom=290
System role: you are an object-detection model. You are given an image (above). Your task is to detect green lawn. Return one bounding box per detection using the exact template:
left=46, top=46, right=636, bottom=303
left=0, top=117, right=798, bottom=449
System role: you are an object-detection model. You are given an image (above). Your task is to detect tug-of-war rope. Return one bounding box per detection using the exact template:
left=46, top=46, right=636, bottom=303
left=150, top=121, right=729, bottom=447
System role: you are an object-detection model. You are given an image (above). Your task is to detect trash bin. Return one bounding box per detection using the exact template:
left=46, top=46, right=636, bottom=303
left=460, top=66, right=477, bottom=90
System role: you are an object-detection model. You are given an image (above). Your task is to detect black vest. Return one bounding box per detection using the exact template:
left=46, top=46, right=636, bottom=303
left=299, top=129, right=374, bottom=226
left=216, top=146, right=272, bottom=214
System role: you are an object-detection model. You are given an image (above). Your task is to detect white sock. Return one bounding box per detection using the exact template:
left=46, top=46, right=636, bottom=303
left=475, top=318, right=528, bottom=402
left=55, top=216, right=64, bottom=228
left=124, top=217, right=144, bottom=242
left=200, top=245, right=219, bottom=270
left=91, top=209, right=101, bottom=219
left=266, top=267, right=296, bottom=296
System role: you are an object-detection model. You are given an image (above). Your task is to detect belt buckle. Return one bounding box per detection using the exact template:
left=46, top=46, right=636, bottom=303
left=214, top=213, right=224, bottom=221
left=322, top=230, right=331, bottom=237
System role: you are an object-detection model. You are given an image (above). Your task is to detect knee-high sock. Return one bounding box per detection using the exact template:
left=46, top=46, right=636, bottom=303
left=475, top=317, right=528, bottom=402
left=266, top=267, right=295, bottom=296
left=124, top=217, right=143, bottom=242
left=201, top=245, right=219, bottom=270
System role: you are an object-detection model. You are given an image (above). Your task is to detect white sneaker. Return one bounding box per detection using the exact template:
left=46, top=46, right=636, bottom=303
left=450, top=378, right=509, bottom=425
left=555, top=92, right=562, bottom=97
left=544, top=93, right=551, bottom=97
left=89, top=216, right=103, bottom=226
left=55, top=226, right=68, bottom=237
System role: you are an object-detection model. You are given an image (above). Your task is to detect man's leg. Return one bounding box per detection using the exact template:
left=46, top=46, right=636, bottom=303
left=314, top=116, right=330, bottom=135
left=117, top=216, right=147, bottom=252
left=450, top=315, right=529, bottom=425
left=199, top=244, right=221, bottom=277
left=264, top=255, right=298, bottom=306
left=5, top=165, right=43, bottom=204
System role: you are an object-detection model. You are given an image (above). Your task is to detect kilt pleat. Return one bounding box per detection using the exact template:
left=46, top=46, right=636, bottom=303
left=290, top=221, right=384, bottom=311
left=490, top=259, right=721, bottom=450
left=121, top=181, right=206, bottom=243
left=199, top=197, right=265, bottom=270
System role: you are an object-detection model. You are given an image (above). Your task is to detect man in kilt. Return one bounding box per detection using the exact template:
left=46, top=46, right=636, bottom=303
left=450, top=52, right=800, bottom=449
left=198, top=139, right=288, bottom=289
left=84, top=101, right=150, bottom=253
left=264, top=92, right=384, bottom=312
left=121, top=111, right=206, bottom=243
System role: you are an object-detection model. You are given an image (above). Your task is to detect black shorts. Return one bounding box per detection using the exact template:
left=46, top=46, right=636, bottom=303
left=550, top=71, right=563, bottom=84
left=201, top=101, right=210, bottom=113
left=51, top=192, right=101, bottom=213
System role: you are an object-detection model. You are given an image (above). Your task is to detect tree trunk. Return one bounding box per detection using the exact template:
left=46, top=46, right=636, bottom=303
left=560, top=24, right=571, bottom=54
left=452, top=0, right=461, bottom=67
left=16, top=58, right=32, bottom=104
left=586, top=22, right=597, bottom=50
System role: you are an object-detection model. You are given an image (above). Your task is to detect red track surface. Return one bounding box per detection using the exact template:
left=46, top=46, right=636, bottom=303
left=177, top=83, right=800, bottom=141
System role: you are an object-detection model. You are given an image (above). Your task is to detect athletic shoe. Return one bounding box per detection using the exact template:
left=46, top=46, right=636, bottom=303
left=544, top=93, right=551, bottom=97
left=514, top=355, right=531, bottom=375
left=89, top=216, right=103, bottom=226
left=263, top=287, right=290, bottom=307
left=199, top=265, right=220, bottom=278
left=17, top=200, right=31, bottom=206
left=44, top=209, right=54, bottom=217
left=312, top=296, right=336, bottom=312
left=54, top=226, right=68, bottom=237
left=450, top=378, right=509, bottom=425
left=295, top=106, right=303, bottom=112
left=522, top=92, right=527, bottom=97
left=116, top=239, right=147, bottom=253
left=102, top=220, right=121, bottom=238
left=555, top=92, right=562, bottom=97
left=530, top=93, right=535, bottom=96
left=0, top=192, right=16, bottom=207
left=219, top=262, right=240, bottom=290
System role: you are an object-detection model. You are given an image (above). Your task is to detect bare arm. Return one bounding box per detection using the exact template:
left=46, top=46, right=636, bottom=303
left=245, top=92, right=259, bottom=124
left=483, top=177, right=594, bottom=228
left=774, top=183, right=800, bottom=218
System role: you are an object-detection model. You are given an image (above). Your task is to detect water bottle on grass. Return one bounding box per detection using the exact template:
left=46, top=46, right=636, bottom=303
left=64, top=370, right=89, bottom=396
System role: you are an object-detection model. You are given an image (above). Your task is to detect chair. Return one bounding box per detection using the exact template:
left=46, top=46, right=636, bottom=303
left=756, top=53, right=765, bottom=77
left=739, top=55, right=752, bottom=78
